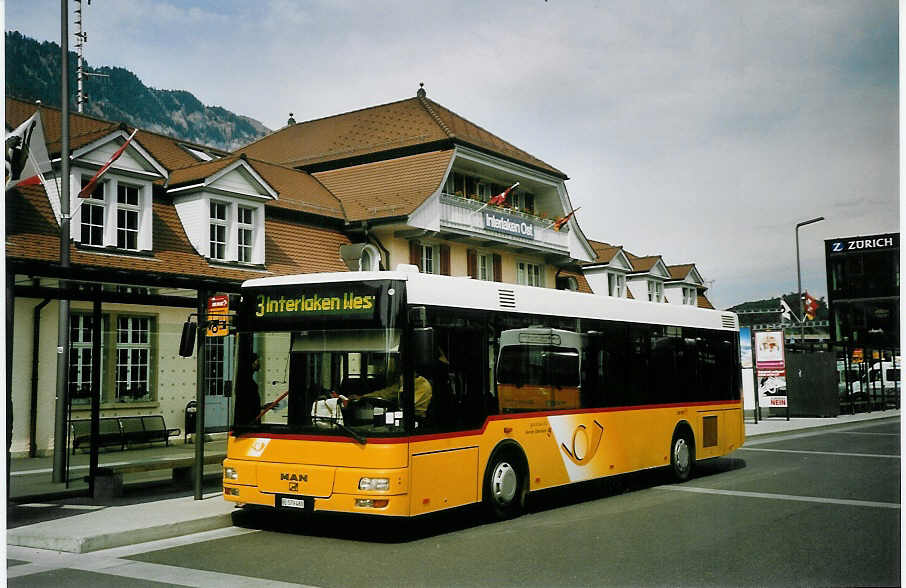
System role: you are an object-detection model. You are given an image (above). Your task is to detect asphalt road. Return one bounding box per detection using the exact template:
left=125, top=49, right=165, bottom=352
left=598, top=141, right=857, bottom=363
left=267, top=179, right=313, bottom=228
left=9, top=418, right=901, bottom=587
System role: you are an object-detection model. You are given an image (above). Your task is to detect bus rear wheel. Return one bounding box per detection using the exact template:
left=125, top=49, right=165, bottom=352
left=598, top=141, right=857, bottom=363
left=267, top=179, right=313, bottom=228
left=670, top=431, right=694, bottom=482
left=483, top=449, right=527, bottom=520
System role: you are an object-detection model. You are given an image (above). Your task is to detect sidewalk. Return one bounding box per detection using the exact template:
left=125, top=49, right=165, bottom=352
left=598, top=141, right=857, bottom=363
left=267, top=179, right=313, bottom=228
left=6, top=410, right=900, bottom=553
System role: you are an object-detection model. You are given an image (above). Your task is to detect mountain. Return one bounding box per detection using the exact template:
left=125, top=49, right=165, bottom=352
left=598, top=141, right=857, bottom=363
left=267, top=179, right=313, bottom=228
left=5, top=31, right=270, bottom=151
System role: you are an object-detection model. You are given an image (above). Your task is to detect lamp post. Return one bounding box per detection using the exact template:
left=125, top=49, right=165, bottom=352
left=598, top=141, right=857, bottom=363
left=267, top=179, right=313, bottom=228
left=795, top=216, right=825, bottom=346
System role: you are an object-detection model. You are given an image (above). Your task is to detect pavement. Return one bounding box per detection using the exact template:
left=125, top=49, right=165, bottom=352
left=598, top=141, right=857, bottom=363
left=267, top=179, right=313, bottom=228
left=5, top=409, right=900, bottom=554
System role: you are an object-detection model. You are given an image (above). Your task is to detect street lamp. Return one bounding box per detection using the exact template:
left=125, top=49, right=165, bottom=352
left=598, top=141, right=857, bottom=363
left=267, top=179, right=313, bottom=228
left=795, top=216, right=825, bottom=345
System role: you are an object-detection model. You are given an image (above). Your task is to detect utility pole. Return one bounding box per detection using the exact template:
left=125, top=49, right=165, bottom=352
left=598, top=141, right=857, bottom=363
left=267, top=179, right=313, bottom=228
left=795, top=216, right=824, bottom=347
left=52, top=0, right=72, bottom=483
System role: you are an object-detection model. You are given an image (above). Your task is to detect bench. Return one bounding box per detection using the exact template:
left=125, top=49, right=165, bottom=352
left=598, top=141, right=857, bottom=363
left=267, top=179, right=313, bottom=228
left=90, top=453, right=225, bottom=498
left=71, top=418, right=126, bottom=454
left=70, top=415, right=181, bottom=454
left=120, top=415, right=181, bottom=448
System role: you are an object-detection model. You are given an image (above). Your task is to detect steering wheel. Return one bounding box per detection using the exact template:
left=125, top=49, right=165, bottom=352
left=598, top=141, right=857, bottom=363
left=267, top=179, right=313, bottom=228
left=354, top=396, right=393, bottom=409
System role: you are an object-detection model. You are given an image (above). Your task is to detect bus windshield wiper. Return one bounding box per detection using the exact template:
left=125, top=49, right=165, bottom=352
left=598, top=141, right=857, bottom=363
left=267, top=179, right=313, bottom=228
left=336, top=421, right=367, bottom=445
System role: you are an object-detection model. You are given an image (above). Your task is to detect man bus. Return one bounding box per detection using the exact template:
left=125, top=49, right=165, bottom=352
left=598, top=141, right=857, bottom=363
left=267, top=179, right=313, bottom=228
left=218, top=267, right=743, bottom=520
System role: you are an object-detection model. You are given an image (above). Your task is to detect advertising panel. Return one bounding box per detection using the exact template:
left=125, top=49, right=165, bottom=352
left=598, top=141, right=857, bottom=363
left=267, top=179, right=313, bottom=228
left=739, top=327, right=752, bottom=369
left=206, top=295, right=230, bottom=337
left=755, top=330, right=787, bottom=408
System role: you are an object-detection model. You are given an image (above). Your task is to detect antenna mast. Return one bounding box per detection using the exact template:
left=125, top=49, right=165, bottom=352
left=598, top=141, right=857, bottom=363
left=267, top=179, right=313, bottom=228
left=75, top=0, right=87, bottom=112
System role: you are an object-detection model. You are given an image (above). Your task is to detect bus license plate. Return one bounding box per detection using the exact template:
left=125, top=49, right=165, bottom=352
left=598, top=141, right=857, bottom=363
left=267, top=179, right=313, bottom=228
left=280, top=496, right=312, bottom=510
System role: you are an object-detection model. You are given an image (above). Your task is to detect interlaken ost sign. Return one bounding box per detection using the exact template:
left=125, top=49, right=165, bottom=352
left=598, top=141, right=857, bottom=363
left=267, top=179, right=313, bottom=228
left=484, top=210, right=536, bottom=240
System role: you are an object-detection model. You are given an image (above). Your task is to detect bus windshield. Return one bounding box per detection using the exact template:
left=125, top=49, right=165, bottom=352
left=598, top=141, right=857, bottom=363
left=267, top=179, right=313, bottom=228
left=234, top=328, right=411, bottom=439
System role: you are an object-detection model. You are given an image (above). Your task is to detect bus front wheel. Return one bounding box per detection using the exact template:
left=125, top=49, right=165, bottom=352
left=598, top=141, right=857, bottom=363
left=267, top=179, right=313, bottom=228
left=670, top=430, right=695, bottom=482
left=483, top=448, right=527, bottom=520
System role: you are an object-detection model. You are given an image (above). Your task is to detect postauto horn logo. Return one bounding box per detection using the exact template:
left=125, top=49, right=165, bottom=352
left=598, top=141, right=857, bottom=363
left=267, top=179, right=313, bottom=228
left=560, top=420, right=604, bottom=466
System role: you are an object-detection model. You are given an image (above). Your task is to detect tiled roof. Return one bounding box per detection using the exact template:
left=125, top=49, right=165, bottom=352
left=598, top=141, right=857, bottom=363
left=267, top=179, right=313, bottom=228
left=167, top=155, right=345, bottom=219
left=625, top=252, right=662, bottom=273
left=556, top=268, right=593, bottom=294
left=313, top=150, right=453, bottom=221
left=237, top=95, right=566, bottom=178
left=6, top=97, right=228, bottom=171
left=7, top=97, right=344, bottom=219
left=421, top=98, right=565, bottom=177
left=584, top=240, right=624, bottom=265
left=667, top=264, right=695, bottom=281
left=6, top=184, right=351, bottom=283
left=697, top=294, right=715, bottom=310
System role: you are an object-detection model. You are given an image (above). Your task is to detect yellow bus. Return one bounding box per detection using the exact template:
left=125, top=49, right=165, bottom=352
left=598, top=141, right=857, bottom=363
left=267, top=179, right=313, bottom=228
left=221, top=268, right=744, bottom=519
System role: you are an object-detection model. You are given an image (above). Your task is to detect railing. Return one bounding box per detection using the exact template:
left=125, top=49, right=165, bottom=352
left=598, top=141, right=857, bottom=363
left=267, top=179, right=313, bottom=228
left=438, top=193, right=569, bottom=251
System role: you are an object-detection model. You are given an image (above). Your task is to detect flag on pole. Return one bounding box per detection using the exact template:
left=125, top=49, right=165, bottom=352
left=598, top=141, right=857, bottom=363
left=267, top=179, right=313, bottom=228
left=803, top=291, right=819, bottom=320
left=780, top=297, right=797, bottom=322
left=5, top=110, right=51, bottom=191
left=488, top=182, right=518, bottom=207
left=552, top=206, right=581, bottom=231
left=78, top=128, right=138, bottom=198
left=472, top=182, right=519, bottom=216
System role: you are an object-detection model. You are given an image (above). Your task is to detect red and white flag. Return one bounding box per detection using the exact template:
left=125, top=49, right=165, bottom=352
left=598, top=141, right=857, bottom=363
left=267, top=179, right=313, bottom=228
left=552, top=206, right=581, bottom=231
left=803, top=291, right=819, bottom=320
left=488, top=182, right=519, bottom=207
left=5, top=110, right=51, bottom=191
left=78, top=128, right=138, bottom=198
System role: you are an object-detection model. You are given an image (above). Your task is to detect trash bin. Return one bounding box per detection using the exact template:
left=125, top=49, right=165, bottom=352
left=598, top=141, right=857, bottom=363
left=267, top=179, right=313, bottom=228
left=185, top=400, right=197, bottom=443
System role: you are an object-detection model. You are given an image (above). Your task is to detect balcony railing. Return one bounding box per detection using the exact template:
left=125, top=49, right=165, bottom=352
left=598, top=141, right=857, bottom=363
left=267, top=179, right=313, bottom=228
left=438, top=192, right=569, bottom=251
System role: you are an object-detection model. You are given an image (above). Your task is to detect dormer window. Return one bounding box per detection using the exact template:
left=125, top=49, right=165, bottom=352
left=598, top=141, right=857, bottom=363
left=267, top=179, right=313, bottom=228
left=80, top=177, right=105, bottom=246
left=116, top=184, right=140, bottom=250
left=73, top=171, right=152, bottom=252
left=648, top=280, right=663, bottom=302
left=209, top=201, right=228, bottom=260
left=683, top=287, right=697, bottom=305
left=608, top=273, right=625, bottom=297
left=237, top=206, right=255, bottom=263
left=202, top=198, right=264, bottom=264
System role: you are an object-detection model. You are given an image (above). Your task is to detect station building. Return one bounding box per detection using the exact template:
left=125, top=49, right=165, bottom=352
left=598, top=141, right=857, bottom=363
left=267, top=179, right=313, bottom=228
left=6, top=87, right=714, bottom=457
left=824, top=232, right=900, bottom=409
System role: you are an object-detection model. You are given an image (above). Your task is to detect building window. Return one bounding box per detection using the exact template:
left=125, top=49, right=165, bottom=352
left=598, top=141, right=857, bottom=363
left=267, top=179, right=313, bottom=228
left=116, top=184, right=140, bottom=250
left=683, top=287, right=697, bottom=305
left=478, top=253, right=492, bottom=281
left=237, top=206, right=254, bottom=263
left=209, top=201, right=228, bottom=260
left=517, top=261, right=543, bottom=287
left=648, top=280, right=664, bottom=302
left=80, top=177, right=106, bottom=247
left=69, top=314, right=104, bottom=406
left=205, top=336, right=228, bottom=396
left=116, top=316, right=152, bottom=402
left=513, top=192, right=535, bottom=215
left=608, top=273, right=625, bottom=297
left=421, top=244, right=437, bottom=274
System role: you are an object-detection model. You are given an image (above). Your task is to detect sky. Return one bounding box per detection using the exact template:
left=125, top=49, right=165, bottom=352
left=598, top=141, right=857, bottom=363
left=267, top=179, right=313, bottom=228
left=5, top=0, right=899, bottom=309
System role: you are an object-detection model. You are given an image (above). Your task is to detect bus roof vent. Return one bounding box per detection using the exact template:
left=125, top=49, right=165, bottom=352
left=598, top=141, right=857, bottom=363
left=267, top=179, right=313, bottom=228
left=721, top=314, right=737, bottom=329
left=498, top=288, right=516, bottom=308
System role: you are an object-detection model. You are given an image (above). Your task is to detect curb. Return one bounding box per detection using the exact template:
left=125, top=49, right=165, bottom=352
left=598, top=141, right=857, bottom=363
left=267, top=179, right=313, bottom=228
left=745, top=413, right=899, bottom=440
left=7, top=496, right=234, bottom=554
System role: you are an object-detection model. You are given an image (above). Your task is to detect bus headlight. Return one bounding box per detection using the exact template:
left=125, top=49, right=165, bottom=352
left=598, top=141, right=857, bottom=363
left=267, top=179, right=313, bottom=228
left=224, top=467, right=239, bottom=480
left=358, top=477, right=389, bottom=491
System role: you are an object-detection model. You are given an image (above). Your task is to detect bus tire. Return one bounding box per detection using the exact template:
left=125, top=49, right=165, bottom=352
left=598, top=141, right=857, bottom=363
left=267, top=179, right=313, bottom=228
left=482, top=446, right=527, bottom=520
left=670, top=428, right=695, bottom=482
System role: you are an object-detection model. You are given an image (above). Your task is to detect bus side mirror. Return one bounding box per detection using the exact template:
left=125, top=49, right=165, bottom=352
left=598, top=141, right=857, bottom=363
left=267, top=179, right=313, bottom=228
left=179, top=321, right=197, bottom=357
left=412, top=328, right=434, bottom=371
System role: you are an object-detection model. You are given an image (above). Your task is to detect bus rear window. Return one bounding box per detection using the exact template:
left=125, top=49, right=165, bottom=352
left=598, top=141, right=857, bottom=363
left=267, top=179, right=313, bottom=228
left=496, top=346, right=580, bottom=388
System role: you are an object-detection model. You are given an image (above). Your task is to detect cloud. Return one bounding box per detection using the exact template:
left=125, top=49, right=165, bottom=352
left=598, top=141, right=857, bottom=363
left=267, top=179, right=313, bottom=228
left=6, top=0, right=897, bottom=310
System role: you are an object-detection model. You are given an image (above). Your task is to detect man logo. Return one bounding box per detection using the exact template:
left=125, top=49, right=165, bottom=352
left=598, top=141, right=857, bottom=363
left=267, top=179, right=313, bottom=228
left=561, top=420, right=604, bottom=466
left=288, top=482, right=298, bottom=492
